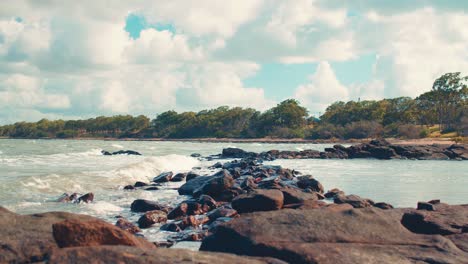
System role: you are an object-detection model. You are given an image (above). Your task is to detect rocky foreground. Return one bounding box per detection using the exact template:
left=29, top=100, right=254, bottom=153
left=219, top=139, right=468, bottom=160
left=1, top=149, right=467, bottom=263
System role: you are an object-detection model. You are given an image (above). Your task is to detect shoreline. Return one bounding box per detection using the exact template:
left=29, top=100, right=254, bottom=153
left=0, top=136, right=460, bottom=145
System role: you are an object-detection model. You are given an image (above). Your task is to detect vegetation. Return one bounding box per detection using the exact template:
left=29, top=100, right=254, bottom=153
left=0, top=73, right=466, bottom=140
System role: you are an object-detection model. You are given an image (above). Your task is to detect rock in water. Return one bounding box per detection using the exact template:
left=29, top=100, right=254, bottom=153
left=296, top=175, right=324, bottom=193
left=137, top=210, right=168, bottom=228
left=231, top=189, right=284, bottom=213
left=115, top=218, right=141, bottom=234
left=130, top=199, right=170, bottom=213
left=171, top=173, right=187, bottom=182
left=153, top=172, right=173, bottom=183
left=76, top=193, right=94, bottom=203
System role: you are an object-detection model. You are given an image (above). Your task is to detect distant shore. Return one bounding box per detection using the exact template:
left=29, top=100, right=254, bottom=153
left=0, top=136, right=460, bottom=145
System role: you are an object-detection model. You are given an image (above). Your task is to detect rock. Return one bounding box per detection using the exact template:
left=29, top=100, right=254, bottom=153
left=193, top=170, right=234, bottom=199
left=47, top=246, right=285, bottom=264
left=171, top=173, right=187, bottom=182
left=115, top=218, right=141, bottom=234
left=447, top=233, right=468, bottom=253
left=231, top=189, right=284, bottom=213
left=401, top=204, right=468, bottom=235
left=191, top=153, right=202, bottom=157
left=52, top=219, right=156, bottom=249
left=373, top=202, right=394, bottom=210
left=134, top=181, right=148, bottom=187
left=178, top=175, right=214, bottom=195
left=240, top=176, right=258, bottom=190
left=207, top=206, right=238, bottom=222
left=102, top=150, right=142, bottom=156
left=130, top=199, right=170, bottom=213
left=200, top=207, right=468, bottom=263
left=198, top=195, right=218, bottom=212
left=77, top=192, right=94, bottom=203
left=153, top=172, right=173, bottom=183
left=57, top=193, right=79, bottom=202
left=334, top=194, right=373, bottom=208
left=222, top=148, right=256, bottom=158
left=138, top=210, right=168, bottom=228
left=0, top=207, right=96, bottom=263
left=186, top=172, right=199, bottom=181
left=145, top=186, right=160, bottom=191
left=167, top=202, right=203, bottom=220
left=296, top=175, right=324, bottom=193
left=211, top=162, right=223, bottom=169
left=417, top=201, right=436, bottom=211
left=124, top=185, right=135, bottom=190
left=280, top=187, right=318, bottom=205
left=324, top=188, right=345, bottom=199
left=101, top=150, right=112, bottom=155
left=154, top=241, right=174, bottom=248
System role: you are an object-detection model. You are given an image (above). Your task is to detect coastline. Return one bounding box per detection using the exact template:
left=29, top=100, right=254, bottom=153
left=0, top=136, right=460, bottom=145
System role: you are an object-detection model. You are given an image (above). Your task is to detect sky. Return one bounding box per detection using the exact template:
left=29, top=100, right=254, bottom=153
left=0, top=0, right=467, bottom=124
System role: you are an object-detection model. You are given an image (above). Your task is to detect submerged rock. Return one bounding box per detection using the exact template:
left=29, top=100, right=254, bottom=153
left=102, top=150, right=141, bottom=156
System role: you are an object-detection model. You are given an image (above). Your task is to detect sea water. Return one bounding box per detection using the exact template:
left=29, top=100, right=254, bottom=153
left=1, top=139, right=467, bottom=244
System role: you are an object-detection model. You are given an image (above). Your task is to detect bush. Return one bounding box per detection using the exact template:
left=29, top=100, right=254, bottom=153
left=56, top=130, right=77, bottom=138
left=268, top=127, right=305, bottom=138
left=308, top=123, right=344, bottom=139
left=343, top=121, right=383, bottom=139
left=397, top=124, right=424, bottom=139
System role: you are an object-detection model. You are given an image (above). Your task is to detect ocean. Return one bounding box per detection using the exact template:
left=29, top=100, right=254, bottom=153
left=1, top=139, right=467, bottom=246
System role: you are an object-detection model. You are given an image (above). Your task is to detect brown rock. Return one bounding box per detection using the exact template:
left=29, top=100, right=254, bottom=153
left=130, top=199, right=171, bottom=213
left=138, top=210, right=168, bottom=228
left=153, top=172, right=173, bottom=183
left=324, top=188, right=345, bottom=199
left=232, top=189, right=284, bottom=213
left=280, top=187, right=319, bottom=205
left=373, top=202, right=394, bottom=210
left=201, top=207, right=467, bottom=263
left=53, top=219, right=155, bottom=249
left=296, top=175, right=324, bottom=193
left=334, top=194, right=373, bottom=208
left=77, top=192, right=94, bottom=203
left=115, top=218, right=141, bottom=234
left=47, top=246, right=286, bottom=264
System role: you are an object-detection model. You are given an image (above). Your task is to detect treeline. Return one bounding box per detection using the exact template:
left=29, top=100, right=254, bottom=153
left=0, top=72, right=466, bottom=140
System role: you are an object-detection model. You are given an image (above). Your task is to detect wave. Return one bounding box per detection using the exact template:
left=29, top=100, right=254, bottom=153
left=112, top=154, right=199, bottom=184
left=111, top=144, right=124, bottom=149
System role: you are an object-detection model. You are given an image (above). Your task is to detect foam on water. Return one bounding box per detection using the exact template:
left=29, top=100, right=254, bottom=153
left=111, top=144, right=124, bottom=149
left=112, top=154, right=199, bottom=184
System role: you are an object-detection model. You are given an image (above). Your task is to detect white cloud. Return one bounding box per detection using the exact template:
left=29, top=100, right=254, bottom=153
left=294, top=61, right=349, bottom=113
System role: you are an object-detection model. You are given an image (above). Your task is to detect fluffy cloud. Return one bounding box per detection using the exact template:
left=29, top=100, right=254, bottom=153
left=294, top=61, right=348, bottom=114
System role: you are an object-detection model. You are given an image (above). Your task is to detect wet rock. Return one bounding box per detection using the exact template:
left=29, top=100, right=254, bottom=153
left=240, top=176, right=258, bottom=190
left=145, top=186, right=160, bottom=191
left=401, top=203, right=468, bottom=235
left=154, top=241, right=174, bottom=248
left=200, top=207, right=468, bottom=263
left=101, top=150, right=112, bottom=156
left=167, top=202, right=203, bottom=220
left=138, top=210, right=168, bottom=228
left=324, top=188, right=345, bottom=199
left=134, top=181, right=148, bottom=187
left=417, top=201, right=436, bottom=211
left=198, top=195, right=218, bottom=212
left=193, top=170, right=234, bottom=199
left=102, top=150, right=141, bottom=156
left=115, top=218, right=141, bottom=234
left=191, top=153, right=202, bottom=157
left=257, top=176, right=281, bottom=189
left=57, top=193, right=78, bottom=202
left=334, top=194, right=373, bottom=208
left=211, top=162, right=223, bottom=169
left=178, top=175, right=214, bottom=195
left=77, top=193, right=94, bottom=203
left=171, top=173, right=187, bottom=182
left=207, top=206, right=238, bottom=222
left=124, top=185, right=135, bottom=190
left=296, top=175, right=324, bottom=193
left=153, top=172, right=173, bottom=183
left=222, top=148, right=256, bottom=159
left=373, top=202, right=394, bottom=210
left=130, top=199, right=171, bottom=213
left=231, top=189, right=284, bottom=213
left=186, top=172, right=200, bottom=182
left=52, top=219, right=156, bottom=249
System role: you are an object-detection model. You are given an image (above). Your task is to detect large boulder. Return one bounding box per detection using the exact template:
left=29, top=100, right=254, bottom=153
left=178, top=175, right=214, bottom=195
left=231, top=190, right=284, bottom=213
left=52, top=219, right=155, bottom=249
left=401, top=203, right=468, bottom=235
left=137, top=210, right=168, bottom=228
left=201, top=207, right=468, bottom=263
left=295, top=175, right=324, bottom=193
left=47, top=246, right=286, bottom=264
left=153, top=172, right=173, bottom=183
left=280, top=187, right=319, bottom=205
left=193, top=170, right=235, bottom=199
left=0, top=207, right=96, bottom=263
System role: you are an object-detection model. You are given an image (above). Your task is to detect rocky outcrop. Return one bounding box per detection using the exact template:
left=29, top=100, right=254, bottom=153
left=201, top=206, right=468, bottom=263
left=231, top=190, right=284, bottom=213
left=47, top=246, right=286, bottom=264
left=219, top=141, right=468, bottom=160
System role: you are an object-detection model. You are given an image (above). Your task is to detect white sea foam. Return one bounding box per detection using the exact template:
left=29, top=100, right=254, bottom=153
left=21, top=176, right=51, bottom=190
left=112, top=154, right=200, bottom=184
left=296, top=147, right=304, bottom=151
left=86, top=201, right=123, bottom=214
left=112, top=144, right=124, bottom=149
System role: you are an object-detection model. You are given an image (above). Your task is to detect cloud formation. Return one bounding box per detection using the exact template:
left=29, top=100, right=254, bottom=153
left=0, top=0, right=467, bottom=123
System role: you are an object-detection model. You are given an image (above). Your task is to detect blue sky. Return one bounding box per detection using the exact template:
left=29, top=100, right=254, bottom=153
left=0, top=1, right=467, bottom=123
